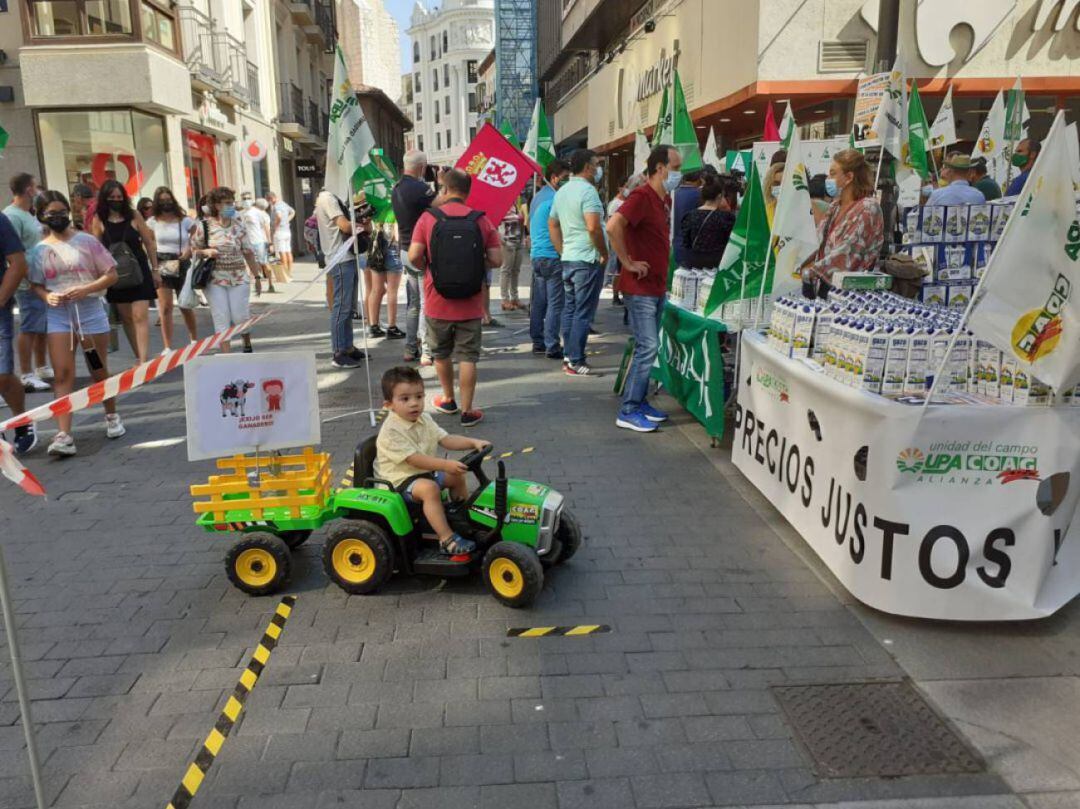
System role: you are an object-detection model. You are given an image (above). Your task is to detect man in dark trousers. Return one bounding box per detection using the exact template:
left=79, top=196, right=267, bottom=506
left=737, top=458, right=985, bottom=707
left=392, top=149, right=437, bottom=364
left=606, top=144, right=683, bottom=434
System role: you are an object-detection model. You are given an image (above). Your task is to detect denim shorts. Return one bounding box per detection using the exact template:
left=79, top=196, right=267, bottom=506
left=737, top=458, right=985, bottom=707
left=252, top=243, right=270, bottom=264
left=47, top=298, right=110, bottom=335
left=0, top=302, right=14, bottom=375
left=403, top=471, right=445, bottom=503
left=15, top=290, right=47, bottom=334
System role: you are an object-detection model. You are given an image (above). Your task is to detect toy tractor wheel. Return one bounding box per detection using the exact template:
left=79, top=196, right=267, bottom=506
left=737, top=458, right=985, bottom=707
left=323, top=520, right=394, bottom=595
left=554, top=510, right=582, bottom=564
left=483, top=541, right=543, bottom=608
left=226, top=533, right=291, bottom=596
left=280, top=530, right=313, bottom=549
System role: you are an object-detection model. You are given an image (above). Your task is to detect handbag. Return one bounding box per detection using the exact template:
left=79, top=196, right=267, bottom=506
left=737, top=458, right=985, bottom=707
left=157, top=222, right=185, bottom=278
left=189, top=219, right=216, bottom=289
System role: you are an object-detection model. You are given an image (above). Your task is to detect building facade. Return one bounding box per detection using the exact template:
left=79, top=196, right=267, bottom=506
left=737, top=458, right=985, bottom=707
left=0, top=0, right=336, bottom=251
left=542, top=0, right=1080, bottom=184
left=338, top=0, right=401, bottom=100
left=405, top=0, right=493, bottom=165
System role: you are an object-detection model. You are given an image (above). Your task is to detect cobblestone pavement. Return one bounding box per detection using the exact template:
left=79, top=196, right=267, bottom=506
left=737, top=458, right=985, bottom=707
left=0, top=260, right=1041, bottom=808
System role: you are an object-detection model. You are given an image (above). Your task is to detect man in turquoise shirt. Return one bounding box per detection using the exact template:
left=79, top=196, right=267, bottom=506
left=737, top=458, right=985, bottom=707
left=549, top=149, right=607, bottom=376
left=529, top=159, right=570, bottom=358
left=2, top=173, right=49, bottom=393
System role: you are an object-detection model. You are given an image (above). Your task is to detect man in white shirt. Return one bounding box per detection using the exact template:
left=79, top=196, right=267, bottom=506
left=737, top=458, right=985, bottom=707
left=242, top=199, right=275, bottom=293
left=267, top=191, right=296, bottom=280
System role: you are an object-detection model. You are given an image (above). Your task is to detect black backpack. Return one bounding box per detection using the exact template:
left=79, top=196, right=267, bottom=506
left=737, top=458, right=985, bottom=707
left=108, top=241, right=144, bottom=290
left=428, top=208, right=486, bottom=299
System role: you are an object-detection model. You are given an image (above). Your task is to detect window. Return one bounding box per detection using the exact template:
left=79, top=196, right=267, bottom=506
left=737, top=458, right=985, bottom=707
left=430, top=35, right=436, bottom=60
left=435, top=105, right=440, bottom=124
left=29, top=0, right=179, bottom=42
left=413, top=42, right=420, bottom=63
left=433, top=69, right=438, bottom=91
left=415, top=102, right=422, bottom=122
left=467, top=60, right=478, bottom=83
left=443, top=64, right=449, bottom=86
left=468, top=92, right=477, bottom=112
left=414, top=71, right=421, bottom=92
left=469, top=126, right=477, bottom=142
left=436, top=132, right=441, bottom=150
left=444, top=96, right=450, bottom=115
left=446, top=130, right=451, bottom=148
left=417, top=135, right=424, bottom=152
left=442, top=30, right=448, bottom=52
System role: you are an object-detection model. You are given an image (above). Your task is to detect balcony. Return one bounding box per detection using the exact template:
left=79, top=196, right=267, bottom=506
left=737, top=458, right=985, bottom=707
left=309, top=100, right=321, bottom=136
left=278, top=81, right=307, bottom=139
left=179, top=5, right=225, bottom=90
left=316, top=1, right=336, bottom=50
left=289, top=1, right=315, bottom=26
left=248, top=61, right=261, bottom=113
left=214, top=31, right=250, bottom=106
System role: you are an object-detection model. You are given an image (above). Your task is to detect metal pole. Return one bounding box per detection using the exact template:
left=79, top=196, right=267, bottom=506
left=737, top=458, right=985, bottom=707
left=875, top=0, right=902, bottom=256
left=0, top=546, right=47, bottom=809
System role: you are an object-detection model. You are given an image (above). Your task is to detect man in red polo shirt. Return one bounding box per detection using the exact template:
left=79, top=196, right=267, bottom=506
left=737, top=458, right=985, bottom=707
left=408, top=169, right=503, bottom=427
left=606, top=144, right=683, bottom=433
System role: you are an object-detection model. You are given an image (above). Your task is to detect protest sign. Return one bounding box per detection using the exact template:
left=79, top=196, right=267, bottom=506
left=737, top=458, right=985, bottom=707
left=734, top=333, right=1080, bottom=621
left=852, top=72, right=890, bottom=148
left=184, top=351, right=320, bottom=461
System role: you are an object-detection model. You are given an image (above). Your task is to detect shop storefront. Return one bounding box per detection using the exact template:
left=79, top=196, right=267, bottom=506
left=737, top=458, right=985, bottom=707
left=182, top=128, right=224, bottom=206
left=37, top=108, right=171, bottom=200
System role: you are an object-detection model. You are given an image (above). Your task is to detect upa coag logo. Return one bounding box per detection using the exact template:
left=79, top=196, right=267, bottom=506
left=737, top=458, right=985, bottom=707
left=1011, top=272, right=1071, bottom=363
left=896, top=447, right=925, bottom=473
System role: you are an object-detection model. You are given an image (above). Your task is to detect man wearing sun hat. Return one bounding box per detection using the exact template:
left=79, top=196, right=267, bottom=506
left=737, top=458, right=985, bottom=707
left=927, top=153, right=986, bottom=205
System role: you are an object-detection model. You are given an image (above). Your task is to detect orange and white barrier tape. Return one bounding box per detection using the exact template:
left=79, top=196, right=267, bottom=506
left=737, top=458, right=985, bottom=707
left=0, top=313, right=267, bottom=497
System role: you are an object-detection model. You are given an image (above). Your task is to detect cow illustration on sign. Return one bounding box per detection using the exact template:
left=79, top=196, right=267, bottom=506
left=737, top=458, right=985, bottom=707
left=220, top=380, right=256, bottom=417
left=262, top=379, right=285, bottom=413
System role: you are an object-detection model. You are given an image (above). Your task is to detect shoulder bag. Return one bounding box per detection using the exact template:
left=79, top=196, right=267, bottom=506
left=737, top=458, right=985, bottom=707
left=189, top=219, right=216, bottom=289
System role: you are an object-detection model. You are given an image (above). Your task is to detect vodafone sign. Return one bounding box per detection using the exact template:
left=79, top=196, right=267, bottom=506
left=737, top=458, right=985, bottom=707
left=244, top=139, right=267, bottom=162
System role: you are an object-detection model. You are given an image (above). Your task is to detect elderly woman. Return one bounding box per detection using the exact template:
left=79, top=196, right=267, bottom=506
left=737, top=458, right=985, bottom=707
left=800, top=149, right=884, bottom=298
left=190, top=186, right=262, bottom=352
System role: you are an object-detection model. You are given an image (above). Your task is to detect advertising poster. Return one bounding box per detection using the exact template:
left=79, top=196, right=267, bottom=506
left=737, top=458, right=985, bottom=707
left=852, top=71, right=890, bottom=147
left=184, top=351, right=320, bottom=461
left=733, top=333, right=1080, bottom=621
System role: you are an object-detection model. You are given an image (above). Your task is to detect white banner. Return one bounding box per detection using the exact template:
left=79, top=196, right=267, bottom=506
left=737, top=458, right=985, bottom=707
left=734, top=333, right=1080, bottom=621
left=929, top=85, right=958, bottom=150
left=184, top=351, right=321, bottom=461
left=751, top=138, right=849, bottom=191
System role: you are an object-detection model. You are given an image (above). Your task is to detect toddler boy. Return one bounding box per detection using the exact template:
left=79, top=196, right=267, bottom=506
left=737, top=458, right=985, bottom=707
left=375, top=366, right=490, bottom=554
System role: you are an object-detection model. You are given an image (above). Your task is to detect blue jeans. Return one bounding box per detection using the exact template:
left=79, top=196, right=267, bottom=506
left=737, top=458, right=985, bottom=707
left=529, top=257, right=564, bottom=353
left=402, top=251, right=428, bottom=357
left=621, top=294, right=665, bottom=415
left=328, top=260, right=356, bottom=353
left=560, top=261, right=604, bottom=365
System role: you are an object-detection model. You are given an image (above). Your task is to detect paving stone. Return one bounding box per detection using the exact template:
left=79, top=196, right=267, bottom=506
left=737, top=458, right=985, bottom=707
left=479, top=676, right=541, bottom=700
left=480, top=782, right=557, bottom=809
left=480, top=722, right=549, bottom=754
left=613, top=717, right=687, bottom=748
left=287, top=760, right=367, bottom=791
left=704, top=769, right=789, bottom=806
left=439, top=753, right=516, bottom=787
left=375, top=701, right=444, bottom=729
left=409, top=725, right=480, bottom=756
left=445, top=699, right=512, bottom=727
left=413, top=678, right=479, bottom=703
left=555, top=777, right=634, bottom=809
left=396, top=786, right=481, bottom=809
left=364, top=755, right=440, bottom=789
left=263, top=731, right=339, bottom=762
left=338, top=728, right=410, bottom=759
left=585, top=746, right=661, bottom=778
left=547, top=720, right=616, bottom=750
left=513, top=749, right=588, bottom=782
left=314, top=789, right=401, bottom=808
left=630, top=772, right=712, bottom=808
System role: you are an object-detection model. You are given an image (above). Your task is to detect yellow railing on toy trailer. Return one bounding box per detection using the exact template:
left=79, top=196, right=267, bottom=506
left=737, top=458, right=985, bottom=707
left=190, top=447, right=333, bottom=521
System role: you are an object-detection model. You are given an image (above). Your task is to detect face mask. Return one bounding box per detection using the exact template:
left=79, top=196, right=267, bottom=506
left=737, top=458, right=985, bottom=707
left=221, top=205, right=237, bottom=219
left=663, top=170, right=682, bottom=193
left=108, top=199, right=126, bottom=212
left=771, top=186, right=781, bottom=199
left=160, top=201, right=175, bottom=212
left=43, top=214, right=70, bottom=233
left=200, top=205, right=211, bottom=216
left=824, top=178, right=839, bottom=198
left=593, top=166, right=604, bottom=184
left=1011, top=152, right=1029, bottom=169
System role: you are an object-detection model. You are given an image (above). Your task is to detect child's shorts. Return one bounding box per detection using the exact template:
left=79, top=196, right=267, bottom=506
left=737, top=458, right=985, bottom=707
left=403, top=471, right=445, bottom=503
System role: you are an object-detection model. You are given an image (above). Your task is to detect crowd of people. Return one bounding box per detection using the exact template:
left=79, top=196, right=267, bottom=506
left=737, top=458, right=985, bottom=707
left=0, top=171, right=300, bottom=457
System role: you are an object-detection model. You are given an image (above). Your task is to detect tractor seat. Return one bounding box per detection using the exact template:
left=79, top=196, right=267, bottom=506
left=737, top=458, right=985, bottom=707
left=353, top=436, right=428, bottom=518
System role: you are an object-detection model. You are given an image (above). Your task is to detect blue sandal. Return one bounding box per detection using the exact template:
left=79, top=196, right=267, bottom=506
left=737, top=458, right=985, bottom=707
left=440, top=534, right=476, bottom=555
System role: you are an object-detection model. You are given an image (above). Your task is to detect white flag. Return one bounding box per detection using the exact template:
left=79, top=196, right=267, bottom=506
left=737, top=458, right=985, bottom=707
left=324, top=44, right=376, bottom=199
left=929, top=85, right=957, bottom=150
left=779, top=103, right=796, bottom=150
left=968, top=112, right=1080, bottom=391
left=872, top=56, right=906, bottom=159
left=634, top=130, right=650, bottom=176
left=771, top=129, right=818, bottom=295
left=971, top=90, right=1007, bottom=189
left=1066, top=123, right=1080, bottom=191
left=703, top=127, right=720, bottom=170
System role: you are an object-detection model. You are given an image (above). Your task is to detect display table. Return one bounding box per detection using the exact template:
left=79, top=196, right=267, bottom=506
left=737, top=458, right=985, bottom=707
left=733, top=331, right=1080, bottom=621
left=653, top=302, right=728, bottom=437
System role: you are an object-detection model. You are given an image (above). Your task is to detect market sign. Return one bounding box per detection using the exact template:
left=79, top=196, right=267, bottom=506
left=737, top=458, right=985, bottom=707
left=733, top=332, right=1080, bottom=621
left=635, top=42, right=680, bottom=103
left=295, top=159, right=318, bottom=177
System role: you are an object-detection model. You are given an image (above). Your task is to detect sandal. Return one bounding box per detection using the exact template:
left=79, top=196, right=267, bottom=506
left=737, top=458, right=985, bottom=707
left=440, top=534, right=476, bottom=555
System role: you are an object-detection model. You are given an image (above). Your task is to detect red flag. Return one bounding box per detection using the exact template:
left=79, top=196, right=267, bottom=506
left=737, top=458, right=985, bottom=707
left=455, top=123, right=542, bottom=225
left=763, top=102, right=781, bottom=141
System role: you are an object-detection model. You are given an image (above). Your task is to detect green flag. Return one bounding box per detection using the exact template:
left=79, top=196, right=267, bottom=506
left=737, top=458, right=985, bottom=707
left=652, top=86, right=670, bottom=148
left=906, top=82, right=931, bottom=179
left=325, top=44, right=376, bottom=199
left=523, top=99, right=555, bottom=170
left=499, top=119, right=519, bottom=149
left=353, top=148, right=397, bottom=223
left=0, top=125, right=8, bottom=157
left=667, top=71, right=702, bottom=172
left=704, top=161, right=771, bottom=316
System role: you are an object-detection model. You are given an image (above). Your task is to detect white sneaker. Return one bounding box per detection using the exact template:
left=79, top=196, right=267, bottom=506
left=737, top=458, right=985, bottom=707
left=105, top=414, right=126, bottom=439
left=36, top=365, right=54, bottom=381
left=47, top=432, right=77, bottom=456
left=21, top=373, right=50, bottom=393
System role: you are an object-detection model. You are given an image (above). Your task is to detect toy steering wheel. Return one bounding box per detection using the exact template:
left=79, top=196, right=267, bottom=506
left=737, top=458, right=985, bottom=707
left=459, top=444, right=493, bottom=470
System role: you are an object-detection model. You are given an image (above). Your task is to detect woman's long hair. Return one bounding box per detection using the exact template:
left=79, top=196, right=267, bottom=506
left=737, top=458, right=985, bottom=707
left=95, top=179, right=132, bottom=223
left=832, top=148, right=875, bottom=200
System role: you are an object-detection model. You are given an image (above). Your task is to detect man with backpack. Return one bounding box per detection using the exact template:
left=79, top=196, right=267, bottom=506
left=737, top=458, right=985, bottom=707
left=407, top=170, right=502, bottom=427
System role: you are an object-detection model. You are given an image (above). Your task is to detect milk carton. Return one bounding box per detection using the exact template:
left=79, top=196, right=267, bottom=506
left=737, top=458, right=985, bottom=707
left=985, top=348, right=1002, bottom=401
left=905, top=207, right=921, bottom=239
left=948, top=333, right=971, bottom=392
left=671, top=268, right=690, bottom=308
left=944, top=206, right=969, bottom=243
left=968, top=204, right=992, bottom=240
left=812, top=306, right=836, bottom=363
left=1029, top=379, right=1051, bottom=406
left=975, top=340, right=995, bottom=397
left=991, top=202, right=1013, bottom=240
left=882, top=327, right=911, bottom=396
left=1013, top=366, right=1031, bottom=405
left=697, top=272, right=715, bottom=314
left=921, top=206, right=945, bottom=242
left=942, top=245, right=967, bottom=270
left=947, top=283, right=973, bottom=309
left=1000, top=356, right=1017, bottom=404
left=904, top=328, right=931, bottom=395
left=790, top=304, right=816, bottom=359
left=922, top=284, right=946, bottom=306
left=860, top=322, right=889, bottom=394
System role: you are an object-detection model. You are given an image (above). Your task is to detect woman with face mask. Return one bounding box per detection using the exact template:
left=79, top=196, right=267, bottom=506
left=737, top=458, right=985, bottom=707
left=190, top=186, right=262, bottom=353
left=800, top=149, right=884, bottom=298
left=90, top=179, right=160, bottom=364
left=763, top=162, right=785, bottom=223
left=148, top=186, right=198, bottom=351
left=28, top=191, right=124, bottom=456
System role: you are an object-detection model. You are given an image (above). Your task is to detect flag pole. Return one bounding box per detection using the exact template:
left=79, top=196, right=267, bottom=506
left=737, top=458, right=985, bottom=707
left=350, top=192, right=378, bottom=428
